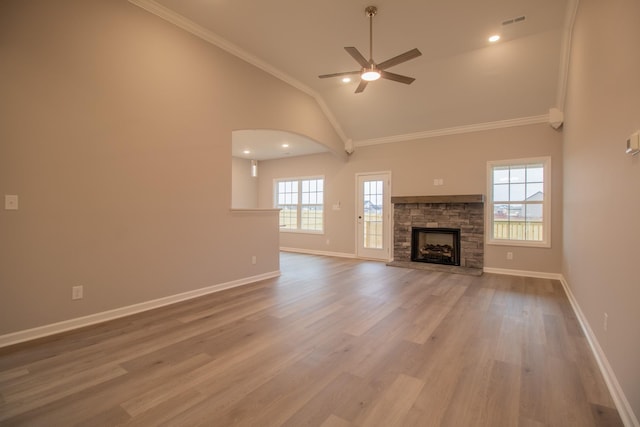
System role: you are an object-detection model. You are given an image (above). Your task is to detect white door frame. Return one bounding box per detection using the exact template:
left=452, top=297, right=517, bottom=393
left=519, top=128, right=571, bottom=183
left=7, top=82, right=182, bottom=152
left=355, top=171, right=392, bottom=261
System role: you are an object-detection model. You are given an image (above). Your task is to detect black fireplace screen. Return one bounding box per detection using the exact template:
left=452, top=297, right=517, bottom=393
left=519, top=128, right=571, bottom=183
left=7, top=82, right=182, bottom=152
left=411, top=227, right=461, bottom=266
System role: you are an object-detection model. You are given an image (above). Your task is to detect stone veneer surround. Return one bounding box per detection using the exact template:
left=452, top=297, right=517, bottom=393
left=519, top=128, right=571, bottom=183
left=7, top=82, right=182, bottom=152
left=392, top=195, right=484, bottom=269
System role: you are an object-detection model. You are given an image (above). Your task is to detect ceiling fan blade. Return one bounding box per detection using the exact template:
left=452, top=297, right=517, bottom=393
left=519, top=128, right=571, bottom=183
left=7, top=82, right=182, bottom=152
left=380, top=70, right=415, bottom=85
left=344, top=47, right=370, bottom=68
left=355, top=80, right=368, bottom=93
left=318, top=70, right=361, bottom=79
left=377, top=48, right=422, bottom=70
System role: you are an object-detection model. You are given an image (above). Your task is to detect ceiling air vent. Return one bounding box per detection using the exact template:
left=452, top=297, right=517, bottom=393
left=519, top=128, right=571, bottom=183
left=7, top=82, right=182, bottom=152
left=502, top=15, right=526, bottom=26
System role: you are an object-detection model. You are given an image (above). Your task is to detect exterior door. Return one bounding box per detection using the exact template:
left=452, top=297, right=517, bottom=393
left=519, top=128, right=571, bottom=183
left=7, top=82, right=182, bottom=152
left=356, top=172, right=391, bottom=261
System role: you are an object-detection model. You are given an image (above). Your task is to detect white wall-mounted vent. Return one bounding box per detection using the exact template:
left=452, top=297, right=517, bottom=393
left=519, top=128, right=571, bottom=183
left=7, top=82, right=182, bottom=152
left=502, top=16, right=526, bottom=26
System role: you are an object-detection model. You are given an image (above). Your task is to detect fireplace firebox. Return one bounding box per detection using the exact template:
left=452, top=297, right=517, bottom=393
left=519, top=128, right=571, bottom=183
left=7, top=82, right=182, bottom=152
left=411, top=227, right=461, bottom=266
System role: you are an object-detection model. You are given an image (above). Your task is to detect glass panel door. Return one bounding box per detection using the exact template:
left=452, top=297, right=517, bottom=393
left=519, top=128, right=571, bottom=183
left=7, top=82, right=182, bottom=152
left=356, top=172, right=391, bottom=260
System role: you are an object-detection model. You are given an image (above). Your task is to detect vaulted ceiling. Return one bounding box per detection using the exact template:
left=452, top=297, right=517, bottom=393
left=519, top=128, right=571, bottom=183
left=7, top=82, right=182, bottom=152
left=132, top=0, right=571, bottom=148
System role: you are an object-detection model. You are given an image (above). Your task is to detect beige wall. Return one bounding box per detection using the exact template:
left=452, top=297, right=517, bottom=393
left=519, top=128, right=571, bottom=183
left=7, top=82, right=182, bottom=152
left=0, top=0, right=342, bottom=335
left=231, top=157, right=258, bottom=209
left=563, top=0, right=640, bottom=420
left=259, top=123, right=563, bottom=273
left=1, top=0, right=636, bottom=418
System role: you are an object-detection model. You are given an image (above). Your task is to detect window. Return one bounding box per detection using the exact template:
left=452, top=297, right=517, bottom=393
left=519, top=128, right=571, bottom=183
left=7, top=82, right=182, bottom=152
left=275, top=177, right=324, bottom=233
left=487, top=157, right=550, bottom=247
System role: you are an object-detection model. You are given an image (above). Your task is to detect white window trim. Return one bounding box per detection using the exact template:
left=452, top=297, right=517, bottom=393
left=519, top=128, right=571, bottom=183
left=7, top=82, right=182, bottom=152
left=274, top=175, right=325, bottom=235
left=486, top=157, right=551, bottom=248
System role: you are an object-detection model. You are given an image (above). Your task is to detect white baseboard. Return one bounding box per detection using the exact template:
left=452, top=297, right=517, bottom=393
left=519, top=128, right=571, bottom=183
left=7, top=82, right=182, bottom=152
left=559, top=276, right=639, bottom=427
left=3, top=261, right=636, bottom=426
left=478, top=267, right=637, bottom=426
left=0, top=270, right=281, bottom=349
left=483, top=267, right=563, bottom=280
left=280, top=247, right=356, bottom=259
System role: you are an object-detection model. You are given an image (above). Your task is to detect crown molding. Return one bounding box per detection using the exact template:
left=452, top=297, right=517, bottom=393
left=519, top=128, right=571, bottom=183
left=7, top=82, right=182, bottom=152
left=128, top=0, right=562, bottom=153
left=353, top=114, right=550, bottom=147
left=127, top=0, right=348, bottom=145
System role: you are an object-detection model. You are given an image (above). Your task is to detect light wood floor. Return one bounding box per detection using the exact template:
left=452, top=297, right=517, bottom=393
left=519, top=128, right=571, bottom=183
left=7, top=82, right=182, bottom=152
left=0, top=253, right=622, bottom=426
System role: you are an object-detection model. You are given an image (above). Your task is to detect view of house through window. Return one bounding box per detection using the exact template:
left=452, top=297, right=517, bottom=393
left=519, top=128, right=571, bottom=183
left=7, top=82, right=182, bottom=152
left=487, top=157, right=550, bottom=246
left=362, top=180, right=384, bottom=249
left=275, top=177, right=324, bottom=232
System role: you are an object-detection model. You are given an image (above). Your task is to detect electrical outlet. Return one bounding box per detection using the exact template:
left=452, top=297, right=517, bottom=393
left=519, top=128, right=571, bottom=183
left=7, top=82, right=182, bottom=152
left=603, top=312, right=608, bottom=332
left=506, top=252, right=513, bottom=260
left=4, top=195, right=18, bottom=210
left=251, top=256, right=257, bottom=265
left=72, top=285, right=83, bottom=300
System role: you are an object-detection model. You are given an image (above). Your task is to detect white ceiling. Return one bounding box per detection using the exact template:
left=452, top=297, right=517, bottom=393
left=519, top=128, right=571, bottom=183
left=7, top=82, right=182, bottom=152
left=137, top=0, right=570, bottom=154
left=232, top=130, right=328, bottom=161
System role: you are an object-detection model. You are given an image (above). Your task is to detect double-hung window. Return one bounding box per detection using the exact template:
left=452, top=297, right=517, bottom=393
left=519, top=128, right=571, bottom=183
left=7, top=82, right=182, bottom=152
left=275, top=177, right=324, bottom=233
left=487, top=157, right=550, bottom=247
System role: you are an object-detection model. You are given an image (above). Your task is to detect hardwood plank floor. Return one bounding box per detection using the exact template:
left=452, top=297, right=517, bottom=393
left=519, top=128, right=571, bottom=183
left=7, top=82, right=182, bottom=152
left=0, top=253, right=623, bottom=426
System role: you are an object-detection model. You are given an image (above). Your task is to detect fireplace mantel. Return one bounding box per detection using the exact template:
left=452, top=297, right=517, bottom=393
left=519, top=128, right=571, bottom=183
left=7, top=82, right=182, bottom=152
left=391, top=194, right=484, bottom=204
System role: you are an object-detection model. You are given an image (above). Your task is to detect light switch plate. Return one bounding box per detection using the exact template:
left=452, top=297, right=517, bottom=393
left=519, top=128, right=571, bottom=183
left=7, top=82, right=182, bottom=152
left=4, top=195, right=18, bottom=210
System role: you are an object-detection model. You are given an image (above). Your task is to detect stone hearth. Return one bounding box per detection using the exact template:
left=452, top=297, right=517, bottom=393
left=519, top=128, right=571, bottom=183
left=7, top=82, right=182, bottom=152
left=389, top=195, right=484, bottom=275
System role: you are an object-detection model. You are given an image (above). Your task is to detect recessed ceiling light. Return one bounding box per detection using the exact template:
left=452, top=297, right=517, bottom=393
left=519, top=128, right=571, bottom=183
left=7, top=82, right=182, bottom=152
left=342, top=77, right=351, bottom=83
left=488, top=34, right=501, bottom=43
left=243, top=150, right=251, bottom=154
left=281, top=143, right=289, bottom=148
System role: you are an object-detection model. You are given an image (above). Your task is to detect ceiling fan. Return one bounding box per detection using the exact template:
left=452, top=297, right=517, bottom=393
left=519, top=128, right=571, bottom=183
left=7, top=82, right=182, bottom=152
left=319, top=6, right=422, bottom=93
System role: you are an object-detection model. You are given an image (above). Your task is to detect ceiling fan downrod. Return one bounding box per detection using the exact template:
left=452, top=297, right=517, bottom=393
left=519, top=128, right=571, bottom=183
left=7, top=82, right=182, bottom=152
left=365, top=6, right=377, bottom=63
left=317, top=4, right=421, bottom=93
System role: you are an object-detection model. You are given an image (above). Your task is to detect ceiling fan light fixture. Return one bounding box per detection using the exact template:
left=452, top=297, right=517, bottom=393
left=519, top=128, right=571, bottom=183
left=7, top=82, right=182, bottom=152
left=318, top=5, right=421, bottom=92
left=361, top=69, right=381, bottom=81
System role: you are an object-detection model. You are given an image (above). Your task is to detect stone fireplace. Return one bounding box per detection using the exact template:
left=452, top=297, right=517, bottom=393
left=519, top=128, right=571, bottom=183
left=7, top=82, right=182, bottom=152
left=390, top=195, right=484, bottom=274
